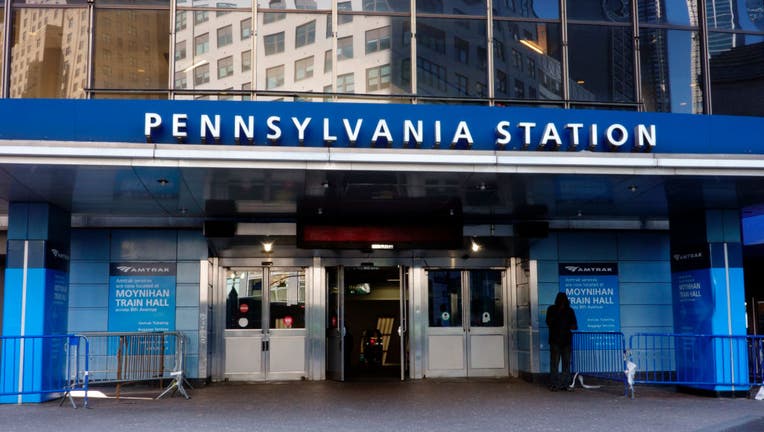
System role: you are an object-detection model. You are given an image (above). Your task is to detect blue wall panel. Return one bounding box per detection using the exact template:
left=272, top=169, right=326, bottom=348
left=620, top=305, right=673, bottom=328
left=67, top=309, right=108, bottom=332
left=528, top=234, right=558, bottom=260
left=177, top=283, right=200, bottom=307
left=557, top=232, right=617, bottom=260
left=617, top=233, right=669, bottom=260
left=619, top=282, right=672, bottom=304
left=69, top=284, right=109, bottom=308
left=536, top=260, right=559, bottom=283
left=178, top=231, right=208, bottom=260
left=69, top=262, right=109, bottom=284
left=619, top=261, right=671, bottom=283
left=71, top=230, right=110, bottom=260
left=176, top=308, right=199, bottom=331
left=110, top=230, right=178, bottom=261
left=177, top=262, right=201, bottom=284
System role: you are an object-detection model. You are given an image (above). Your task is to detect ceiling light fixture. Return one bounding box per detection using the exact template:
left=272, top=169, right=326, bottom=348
left=628, top=185, right=638, bottom=192
left=471, top=239, right=482, bottom=253
left=157, top=178, right=169, bottom=186
left=262, top=241, right=274, bottom=253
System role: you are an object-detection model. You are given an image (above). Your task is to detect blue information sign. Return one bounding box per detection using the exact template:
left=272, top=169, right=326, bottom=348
left=559, top=263, right=620, bottom=332
left=108, top=263, right=177, bottom=332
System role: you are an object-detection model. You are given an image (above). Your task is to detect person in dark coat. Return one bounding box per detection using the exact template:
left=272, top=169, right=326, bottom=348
left=546, top=291, right=578, bottom=391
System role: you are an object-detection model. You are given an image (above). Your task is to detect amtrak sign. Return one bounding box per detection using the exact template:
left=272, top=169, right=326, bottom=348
left=1, top=99, right=763, bottom=154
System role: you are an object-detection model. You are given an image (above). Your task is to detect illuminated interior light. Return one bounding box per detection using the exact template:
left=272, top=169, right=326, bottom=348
left=519, top=39, right=545, bottom=55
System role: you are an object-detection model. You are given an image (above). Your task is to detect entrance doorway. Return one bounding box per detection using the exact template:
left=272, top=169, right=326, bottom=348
left=425, top=269, right=508, bottom=377
left=223, top=266, right=307, bottom=380
left=326, top=265, right=409, bottom=381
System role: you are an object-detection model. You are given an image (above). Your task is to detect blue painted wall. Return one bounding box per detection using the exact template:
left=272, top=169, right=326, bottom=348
left=532, top=231, right=673, bottom=373
left=68, top=229, right=207, bottom=378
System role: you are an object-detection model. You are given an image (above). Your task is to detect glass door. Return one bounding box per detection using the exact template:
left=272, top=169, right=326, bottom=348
left=399, top=265, right=410, bottom=380
left=426, top=269, right=507, bottom=377
left=224, top=267, right=307, bottom=381
left=326, top=266, right=345, bottom=381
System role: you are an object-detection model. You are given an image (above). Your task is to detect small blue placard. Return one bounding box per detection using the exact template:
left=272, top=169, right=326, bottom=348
left=559, top=263, right=620, bottom=332
left=108, top=263, right=176, bottom=332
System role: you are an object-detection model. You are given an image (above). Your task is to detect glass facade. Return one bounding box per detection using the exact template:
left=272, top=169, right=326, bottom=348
left=0, top=0, right=762, bottom=114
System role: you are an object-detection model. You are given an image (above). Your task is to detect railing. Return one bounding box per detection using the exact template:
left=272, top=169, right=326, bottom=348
left=77, top=331, right=189, bottom=400
left=570, top=331, right=632, bottom=397
left=570, top=332, right=764, bottom=398
left=0, top=335, right=89, bottom=407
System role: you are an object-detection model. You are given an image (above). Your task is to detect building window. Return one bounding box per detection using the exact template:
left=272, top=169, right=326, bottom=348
left=264, top=0, right=286, bottom=23
left=195, top=33, right=210, bottom=56
left=365, top=26, right=391, bottom=54
left=324, top=50, right=332, bottom=73
left=337, top=72, right=354, bottom=92
left=218, top=56, right=234, bottom=79
left=242, top=82, right=252, bottom=101
left=266, top=65, right=284, bottom=89
left=418, top=24, right=446, bottom=54
left=264, top=32, right=285, bottom=55
left=418, top=57, right=447, bottom=91
left=217, top=25, right=233, bottom=48
left=338, top=36, right=353, bottom=60
left=512, top=48, right=523, bottom=71
left=241, top=18, right=252, bottom=40
left=496, top=69, right=507, bottom=95
left=338, top=1, right=353, bottom=24
left=175, top=11, right=187, bottom=32
left=527, top=58, right=536, bottom=79
left=514, top=79, right=525, bottom=98
left=366, top=64, right=391, bottom=91
left=455, top=37, right=468, bottom=64
left=363, top=0, right=390, bottom=11
left=477, top=46, right=487, bottom=70
left=194, top=10, right=208, bottom=25
left=294, top=56, right=314, bottom=81
left=194, top=63, right=210, bottom=86
left=455, top=73, right=468, bottom=96
left=175, top=41, right=187, bottom=61
left=174, top=71, right=187, bottom=89
left=216, top=2, right=235, bottom=16
left=494, top=39, right=505, bottom=63
left=295, top=0, right=317, bottom=9
left=295, top=21, right=316, bottom=48
left=241, top=50, right=251, bottom=72
left=401, top=58, right=411, bottom=84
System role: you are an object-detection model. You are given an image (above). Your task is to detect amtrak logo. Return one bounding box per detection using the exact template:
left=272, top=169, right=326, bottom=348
left=564, top=265, right=614, bottom=273
left=50, top=249, right=70, bottom=261
left=673, top=252, right=702, bottom=261
left=116, top=265, right=171, bottom=273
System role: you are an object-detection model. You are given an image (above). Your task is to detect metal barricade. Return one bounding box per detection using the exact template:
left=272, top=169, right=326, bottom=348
left=570, top=331, right=631, bottom=396
left=628, top=333, right=754, bottom=395
left=77, top=331, right=189, bottom=399
left=0, top=334, right=89, bottom=407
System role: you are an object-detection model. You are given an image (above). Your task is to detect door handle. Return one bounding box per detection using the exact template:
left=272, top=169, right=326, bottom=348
left=262, top=340, right=270, bottom=351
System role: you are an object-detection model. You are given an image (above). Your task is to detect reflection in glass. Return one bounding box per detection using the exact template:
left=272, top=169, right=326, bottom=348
left=336, top=15, right=409, bottom=96
left=428, top=270, right=462, bottom=327
left=173, top=10, right=251, bottom=99
left=493, top=20, right=562, bottom=100
left=637, top=0, right=699, bottom=26
left=257, top=0, right=331, bottom=10
left=269, top=269, right=305, bottom=329
left=567, top=0, right=631, bottom=21
left=568, top=24, right=634, bottom=103
left=416, top=18, right=486, bottom=98
left=640, top=28, right=703, bottom=113
left=469, top=270, right=503, bottom=327
left=255, top=13, right=331, bottom=98
left=495, top=0, right=558, bottom=18
left=226, top=270, right=263, bottom=329
left=709, top=33, right=764, bottom=116
left=10, top=8, right=89, bottom=98
left=0, top=7, right=4, bottom=92
left=93, top=10, right=169, bottom=94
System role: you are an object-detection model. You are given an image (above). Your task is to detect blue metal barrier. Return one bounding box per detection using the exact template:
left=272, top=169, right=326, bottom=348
left=0, top=335, right=89, bottom=407
left=628, top=333, right=754, bottom=394
left=571, top=331, right=631, bottom=397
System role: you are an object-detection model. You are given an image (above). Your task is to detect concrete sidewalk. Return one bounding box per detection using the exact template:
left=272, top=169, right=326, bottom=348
left=1, top=378, right=763, bottom=432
